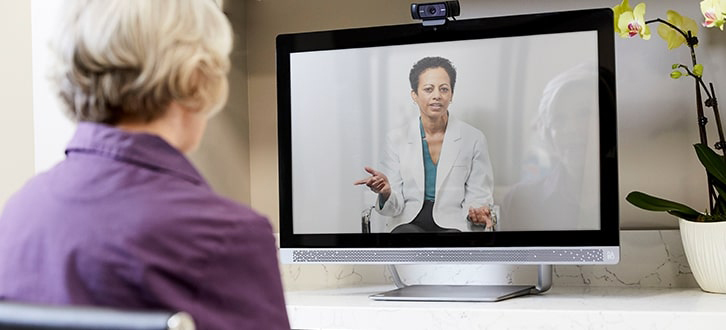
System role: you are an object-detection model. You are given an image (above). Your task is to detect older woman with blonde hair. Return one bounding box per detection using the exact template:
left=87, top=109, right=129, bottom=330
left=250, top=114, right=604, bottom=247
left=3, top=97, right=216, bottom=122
left=0, top=1, right=290, bottom=329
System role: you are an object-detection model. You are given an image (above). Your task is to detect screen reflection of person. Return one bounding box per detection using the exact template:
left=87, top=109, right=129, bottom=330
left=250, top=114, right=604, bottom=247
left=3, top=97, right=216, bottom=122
left=501, top=63, right=599, bottom=231
left=355, top=57, right=495, bottom=233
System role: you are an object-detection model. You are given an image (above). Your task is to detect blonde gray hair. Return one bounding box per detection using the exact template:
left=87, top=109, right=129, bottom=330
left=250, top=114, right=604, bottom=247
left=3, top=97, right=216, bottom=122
left=53, top=0, right=233, bottom=124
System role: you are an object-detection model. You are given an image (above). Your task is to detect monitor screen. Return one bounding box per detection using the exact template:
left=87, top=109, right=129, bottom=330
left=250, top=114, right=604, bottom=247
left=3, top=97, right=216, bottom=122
left=277, top=8, right=619, bottom=264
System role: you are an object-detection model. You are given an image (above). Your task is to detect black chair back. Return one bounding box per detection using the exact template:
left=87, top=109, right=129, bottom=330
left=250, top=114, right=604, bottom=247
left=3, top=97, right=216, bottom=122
left=0, top=302, right=194, bottom=330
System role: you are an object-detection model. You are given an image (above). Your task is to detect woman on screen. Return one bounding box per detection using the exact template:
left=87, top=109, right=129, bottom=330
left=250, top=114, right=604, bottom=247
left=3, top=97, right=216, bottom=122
left=355, top=56, right=494, bottom=232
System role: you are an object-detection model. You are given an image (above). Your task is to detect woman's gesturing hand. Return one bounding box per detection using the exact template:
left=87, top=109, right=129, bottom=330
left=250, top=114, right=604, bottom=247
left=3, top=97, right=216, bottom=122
left=468, top=206, right=493, bottom=229
left=354, top=167, right=391, bottom=202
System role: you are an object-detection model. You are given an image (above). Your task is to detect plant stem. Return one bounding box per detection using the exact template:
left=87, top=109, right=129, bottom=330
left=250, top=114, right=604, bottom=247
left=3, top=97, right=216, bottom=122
left=649, top=21, right=708, bottom=146
left=645, top=18, right=723, bottom=212
left=645, top=18, right=692, bottom=43
left=676, top=29, right=718, bottom=212
left=697, top=78, right=714, bottom=100
left=683, top=34, right=715, bottom=211
left=709, top=83, right=726, bottom=162
left=677, top=65, right=714, bottom=100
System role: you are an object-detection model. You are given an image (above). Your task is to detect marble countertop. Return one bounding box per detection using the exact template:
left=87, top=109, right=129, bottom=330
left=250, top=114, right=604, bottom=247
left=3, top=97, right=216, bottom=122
left=285, top=285, right=726, bottom=329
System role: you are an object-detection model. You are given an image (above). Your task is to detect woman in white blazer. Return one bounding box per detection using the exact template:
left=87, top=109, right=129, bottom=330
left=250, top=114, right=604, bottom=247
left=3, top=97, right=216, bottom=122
left=355, top=57, right=494, bottom=232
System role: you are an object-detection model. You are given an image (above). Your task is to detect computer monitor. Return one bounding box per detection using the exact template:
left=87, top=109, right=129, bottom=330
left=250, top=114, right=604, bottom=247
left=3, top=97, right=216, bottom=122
left=276, top=8, right=618, bottom=301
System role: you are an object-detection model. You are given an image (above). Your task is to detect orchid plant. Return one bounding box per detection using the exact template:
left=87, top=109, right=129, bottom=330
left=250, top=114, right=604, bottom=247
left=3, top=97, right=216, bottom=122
left=616, top=0, right=726, bottom=222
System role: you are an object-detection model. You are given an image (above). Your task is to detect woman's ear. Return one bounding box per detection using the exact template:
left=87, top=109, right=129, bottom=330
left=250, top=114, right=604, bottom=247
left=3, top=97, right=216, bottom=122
left=174, top=98, right=205, bottom=115
left=410, top=90, right=417, bottom=102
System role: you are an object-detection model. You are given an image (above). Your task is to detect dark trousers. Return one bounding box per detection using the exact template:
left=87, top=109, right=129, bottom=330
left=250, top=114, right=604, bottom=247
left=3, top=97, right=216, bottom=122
left=391, top=200, right=461, bottom=233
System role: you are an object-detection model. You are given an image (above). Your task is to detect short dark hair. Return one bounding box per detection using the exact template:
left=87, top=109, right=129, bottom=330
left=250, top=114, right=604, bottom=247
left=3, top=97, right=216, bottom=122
left=409, top=56, right=457, bottom=94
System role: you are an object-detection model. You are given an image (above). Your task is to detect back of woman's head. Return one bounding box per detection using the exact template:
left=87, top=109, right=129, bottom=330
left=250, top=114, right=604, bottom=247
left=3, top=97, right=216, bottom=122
left=54, top=0, right=233, bottom=125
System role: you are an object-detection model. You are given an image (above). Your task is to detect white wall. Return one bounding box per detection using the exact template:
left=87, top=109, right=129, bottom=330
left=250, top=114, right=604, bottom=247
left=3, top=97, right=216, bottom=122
left=188, top=1, right=251, bottom=205
left=0, top=1, right=34, bottom=208
left=31, top=0, right=74, bottom=174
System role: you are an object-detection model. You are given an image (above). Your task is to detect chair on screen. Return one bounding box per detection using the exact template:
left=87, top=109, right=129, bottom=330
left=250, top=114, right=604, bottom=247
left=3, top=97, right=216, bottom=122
left=361, top=204, right=500, bottom=233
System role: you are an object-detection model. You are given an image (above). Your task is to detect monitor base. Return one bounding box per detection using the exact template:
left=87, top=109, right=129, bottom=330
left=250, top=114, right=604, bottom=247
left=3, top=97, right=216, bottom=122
left=370, top=264, right=552, bottom=302
left=369, top=284, right=535, bottom=302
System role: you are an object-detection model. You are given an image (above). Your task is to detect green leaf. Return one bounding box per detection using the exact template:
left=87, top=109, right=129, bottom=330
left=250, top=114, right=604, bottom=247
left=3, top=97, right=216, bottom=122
left=714, top=181, right=726, bottom=201
left=695, top=144, right=726, bottom=186
left=709, top=174, right=726, bottom=205
left=709, top=182, right=726, bottom=216
left=626, top=191, right=702, bottom=220
left=667, top=210, right=700, bottom=220
left=714, top=197, right=726, bottom=216
left=701, top=214, right=726, bottom=222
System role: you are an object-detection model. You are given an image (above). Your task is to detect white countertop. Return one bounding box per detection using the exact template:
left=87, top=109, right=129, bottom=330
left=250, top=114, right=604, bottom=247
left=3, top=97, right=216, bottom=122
left=285, top=285, right=726, bottom=329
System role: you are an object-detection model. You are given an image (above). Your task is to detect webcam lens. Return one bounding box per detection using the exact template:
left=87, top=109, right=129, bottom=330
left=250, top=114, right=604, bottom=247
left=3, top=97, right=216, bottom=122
left=410, top=1, right=460, bottom=23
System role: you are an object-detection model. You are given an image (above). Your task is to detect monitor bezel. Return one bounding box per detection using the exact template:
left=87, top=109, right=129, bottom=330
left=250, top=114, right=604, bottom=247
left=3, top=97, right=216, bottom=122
left=277, top=8, right=618, bottom=250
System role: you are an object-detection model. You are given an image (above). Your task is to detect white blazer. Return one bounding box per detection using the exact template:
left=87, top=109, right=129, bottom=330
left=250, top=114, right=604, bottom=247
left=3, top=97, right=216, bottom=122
left=375, top=116, right=494, bottom=232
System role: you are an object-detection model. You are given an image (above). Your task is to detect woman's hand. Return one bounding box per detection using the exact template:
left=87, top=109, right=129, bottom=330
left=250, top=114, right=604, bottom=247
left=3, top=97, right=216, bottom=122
left=468, top=206, right=493, bottom=229
left=354, top=167, right=391, bottom=202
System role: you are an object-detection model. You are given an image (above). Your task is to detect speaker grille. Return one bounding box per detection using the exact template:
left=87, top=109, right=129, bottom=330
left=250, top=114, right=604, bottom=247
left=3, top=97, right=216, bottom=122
left=292, top=248, right=606, bottom=263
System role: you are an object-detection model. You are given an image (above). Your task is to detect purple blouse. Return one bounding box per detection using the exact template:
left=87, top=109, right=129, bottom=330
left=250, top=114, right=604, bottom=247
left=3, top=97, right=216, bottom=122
left=0, top=122, right=290, bottom=330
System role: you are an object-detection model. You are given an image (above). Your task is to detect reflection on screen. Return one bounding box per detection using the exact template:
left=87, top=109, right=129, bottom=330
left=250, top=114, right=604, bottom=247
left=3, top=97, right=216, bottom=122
left=290, top=31, right=600, bottom=234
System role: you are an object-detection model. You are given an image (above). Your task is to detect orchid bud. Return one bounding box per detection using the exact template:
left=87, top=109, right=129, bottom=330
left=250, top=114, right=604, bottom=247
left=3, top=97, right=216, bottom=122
left=670, top=70, right=683, bottom=79
left=694, top=64, right=704, bottom=77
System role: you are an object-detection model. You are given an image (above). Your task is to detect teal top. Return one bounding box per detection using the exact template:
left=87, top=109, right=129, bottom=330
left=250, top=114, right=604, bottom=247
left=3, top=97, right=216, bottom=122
left=379, top=119, right=439, bottom=209
left=420, top=118, right=437, bottom=201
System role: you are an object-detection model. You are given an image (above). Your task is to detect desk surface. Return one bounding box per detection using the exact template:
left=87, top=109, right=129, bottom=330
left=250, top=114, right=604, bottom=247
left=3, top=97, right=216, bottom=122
left=285, top=285, right=726, bottom=329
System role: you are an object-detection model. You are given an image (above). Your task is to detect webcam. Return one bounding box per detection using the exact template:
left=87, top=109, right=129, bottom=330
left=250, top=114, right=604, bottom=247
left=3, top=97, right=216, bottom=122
left=411, top=1, right=460, bottom=26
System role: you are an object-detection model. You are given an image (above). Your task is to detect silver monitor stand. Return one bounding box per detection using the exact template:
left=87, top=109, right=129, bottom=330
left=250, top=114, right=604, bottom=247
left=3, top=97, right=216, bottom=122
left=369, top=264, right=552, bottom=302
